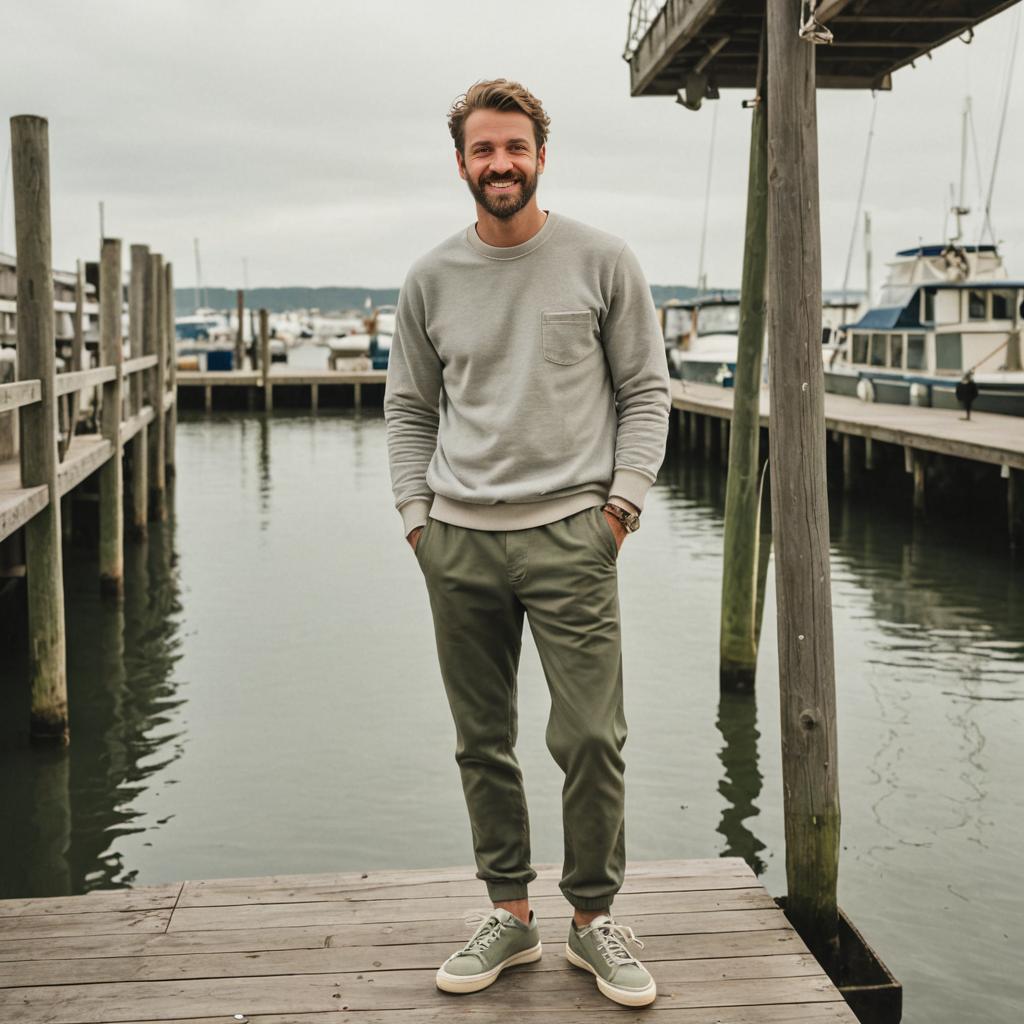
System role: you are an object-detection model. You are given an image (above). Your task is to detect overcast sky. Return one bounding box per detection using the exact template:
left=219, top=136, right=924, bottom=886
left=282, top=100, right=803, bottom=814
left=2, top=1, right=1022, bottom=296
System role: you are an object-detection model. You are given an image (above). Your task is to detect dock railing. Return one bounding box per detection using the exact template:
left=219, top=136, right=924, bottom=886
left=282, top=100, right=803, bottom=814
left=1, top=114, right=177, bottom=745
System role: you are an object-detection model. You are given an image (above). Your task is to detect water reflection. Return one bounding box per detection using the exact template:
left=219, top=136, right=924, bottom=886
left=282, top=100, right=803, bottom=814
left=0, top=502, right=185, bottom=897
left=715, top=690, right=767, bottom=875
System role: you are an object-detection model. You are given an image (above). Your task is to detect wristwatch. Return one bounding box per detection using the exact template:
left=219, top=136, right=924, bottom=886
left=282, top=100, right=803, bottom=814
left=602, top=502, right=640, bottom=533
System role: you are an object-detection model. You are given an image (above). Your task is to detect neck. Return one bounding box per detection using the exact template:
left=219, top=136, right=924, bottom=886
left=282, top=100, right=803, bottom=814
left=474, top=202, right=547, bottom=248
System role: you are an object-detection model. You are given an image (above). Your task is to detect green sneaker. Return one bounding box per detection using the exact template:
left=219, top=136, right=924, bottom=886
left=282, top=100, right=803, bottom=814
left=435, top=908, right=542, bottom=994
left=566, top=914, right=657, bottom=1007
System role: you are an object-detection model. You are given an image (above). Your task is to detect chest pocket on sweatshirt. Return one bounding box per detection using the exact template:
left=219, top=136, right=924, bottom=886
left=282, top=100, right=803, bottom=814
left=541, top=310, right=596, bottom=366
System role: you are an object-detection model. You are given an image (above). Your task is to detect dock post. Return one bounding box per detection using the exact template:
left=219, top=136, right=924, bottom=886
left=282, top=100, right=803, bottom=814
left=128, top=244, right=149, bottom=541
left=719, top=419, right=730, bottom=468
left=354, top=381, right=363, bottom=416
left=907, top=448, right=926, bottom=519
left=11, top=114, right=68, bottom=744
left=686, top=411, right=698, bottom=451
left=841, top=435, right=856, bottom=493
left=720, top=40, right=769, bottom=694
left=703, top=414, right=714, bottom=459
left=235, top=289, right=245, bottom=371
left=1009, top=469, right=1023, bottom=553
left=259, top=309, right=272, bottom=412
left=204, top=384, right=212, bottom=413
left=146, top=252, right=166, bottom=522
left=164, top=262, right=176, bottom=477
left=310, top=383, right=319, bottom=413
left=767, top=0, right=840, bottom=969
left=863, top=437, right=874, bottom=471
left=98, top=238, right=124, bottom=599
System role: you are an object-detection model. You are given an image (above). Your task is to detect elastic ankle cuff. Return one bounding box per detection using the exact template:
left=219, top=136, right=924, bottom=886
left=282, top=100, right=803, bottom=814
left=565, top=893, right=616, bottom=911
left=486, top=880, right=530, bottom=903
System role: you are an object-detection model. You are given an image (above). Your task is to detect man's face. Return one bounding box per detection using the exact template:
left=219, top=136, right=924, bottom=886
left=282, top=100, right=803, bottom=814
left=456, top=108, right=545, bottom=220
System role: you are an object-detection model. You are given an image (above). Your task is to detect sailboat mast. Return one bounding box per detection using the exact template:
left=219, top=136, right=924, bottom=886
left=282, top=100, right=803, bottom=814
left=193, top=238, right=202, bottom=312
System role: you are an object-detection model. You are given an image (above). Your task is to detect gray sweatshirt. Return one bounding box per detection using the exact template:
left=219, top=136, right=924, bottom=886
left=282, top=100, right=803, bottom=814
left=384, top=212, right=671, bottom=535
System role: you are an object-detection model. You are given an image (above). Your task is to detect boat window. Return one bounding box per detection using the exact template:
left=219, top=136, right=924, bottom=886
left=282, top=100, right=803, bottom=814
left=852, top=333, right=868, bottom=363
left=968, top=290, right=986, bottom=320
left=922, top=289, right=936, bottom=322
left=890, top=335, right=904, bottom=369
left=935, top=333, right=962, bottom=371
left=906, top=334, right=926, bottom=370
left=990, top=290, right=1015, bottom=320
left=869, top=334, right=887, bottom=366
left=696, top=305, right=740, bottom=335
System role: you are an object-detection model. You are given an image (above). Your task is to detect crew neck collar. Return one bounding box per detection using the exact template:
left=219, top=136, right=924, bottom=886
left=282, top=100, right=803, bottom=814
left=465, top=211, right=558, bottom=261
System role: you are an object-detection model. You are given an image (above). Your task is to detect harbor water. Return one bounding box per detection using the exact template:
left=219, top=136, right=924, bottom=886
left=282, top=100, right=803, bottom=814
left=2, top=403, right=1022, bottom=1023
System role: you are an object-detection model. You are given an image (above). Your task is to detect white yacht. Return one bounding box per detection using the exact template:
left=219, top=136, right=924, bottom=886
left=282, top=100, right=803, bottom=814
left=825, top=244, right=1024, bottom=415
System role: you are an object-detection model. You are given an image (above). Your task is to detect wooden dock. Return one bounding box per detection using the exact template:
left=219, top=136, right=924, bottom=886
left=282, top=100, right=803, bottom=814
left=672, top=379, right=1024, bottom=547
left=176, top=368, right=387, bottom=413
left=0, top=859, right=858, bottom=1023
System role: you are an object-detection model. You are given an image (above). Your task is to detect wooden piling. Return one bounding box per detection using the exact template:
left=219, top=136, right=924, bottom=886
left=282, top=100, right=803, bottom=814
left=1010, top=468, right=1023, bottom=553
left=164, top=262, right=176, bottom=477
left=766, top=0, right=840, bottom=970
left=720, top=52, right=769, bottom=694
left=310, top=383, right=319, bottom=413
left=146, top=252, right=166, bottom=522
left=128, top=244, right=149, bottom=540
left=235, top=289, right=245, bottom=371
left=63, top=260, right=85, bottom=459
left=260, top=309, right=272, bottom=412
left=11, top=114, right=68, bottom=744
left=841, top=435, right=855, bottom=494
left=354, top=381, right=363, bottom=416
left=98, top=238, right=124, bottom=598
left=910, top=449, right=926, bottom=519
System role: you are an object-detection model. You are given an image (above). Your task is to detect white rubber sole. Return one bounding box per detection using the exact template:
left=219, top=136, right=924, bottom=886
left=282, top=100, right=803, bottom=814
left=435, top=941, right=543, bottom=994
left=565, top=943, right=657, bottom=1007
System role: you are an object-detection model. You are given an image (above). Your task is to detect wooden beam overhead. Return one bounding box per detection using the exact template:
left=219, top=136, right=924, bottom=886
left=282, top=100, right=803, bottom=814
left=627, top=0, right=1021, bottom=97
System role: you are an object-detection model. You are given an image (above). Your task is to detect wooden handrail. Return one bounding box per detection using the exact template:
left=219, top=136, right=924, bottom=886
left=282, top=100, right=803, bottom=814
left=55, top=365, right=116, bottom=397
left=123, top=353, right=158, bottom=376
left=0, top=378, right=42, bottom=411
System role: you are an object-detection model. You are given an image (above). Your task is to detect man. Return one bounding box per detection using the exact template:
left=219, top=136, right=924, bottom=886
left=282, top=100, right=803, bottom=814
left=955, top=370, right=979, bottom=421
left=384, top=79, right=670, bottom=1008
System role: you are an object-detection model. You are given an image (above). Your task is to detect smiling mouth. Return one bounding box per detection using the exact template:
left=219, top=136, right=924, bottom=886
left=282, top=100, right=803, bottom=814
left=485, top=179, right=520, bottom=190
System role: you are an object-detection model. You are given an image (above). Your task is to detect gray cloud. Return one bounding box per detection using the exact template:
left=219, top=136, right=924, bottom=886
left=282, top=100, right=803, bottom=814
left=2, top=0, right=1021, bottom=295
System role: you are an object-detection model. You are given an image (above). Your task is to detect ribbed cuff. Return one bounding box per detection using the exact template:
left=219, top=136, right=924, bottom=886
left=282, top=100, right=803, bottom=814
left=563, top=891, right=617, bottom=911
left=608, top=467, right=654, bottom=511
left=398, top=497, right=433, bottom=537
left=485, top=880, right=531, bottom=903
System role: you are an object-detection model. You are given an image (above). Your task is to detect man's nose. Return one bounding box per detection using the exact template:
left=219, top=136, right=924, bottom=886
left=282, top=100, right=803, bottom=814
left=490, top=150, right=513, bottom=174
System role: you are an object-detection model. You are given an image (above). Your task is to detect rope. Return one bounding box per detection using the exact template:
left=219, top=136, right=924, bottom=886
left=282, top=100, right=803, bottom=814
left=968, top=334, right=1012, bottom=375
left=799, top=0, right=834, bottom=44
left=841, top=94, right=879, bottom=309
left=977, top=5, right=1021, bottom=248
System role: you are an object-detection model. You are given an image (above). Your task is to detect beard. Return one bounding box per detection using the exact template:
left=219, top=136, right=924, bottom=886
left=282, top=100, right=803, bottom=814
left=466, top=166, right=538, bottom=219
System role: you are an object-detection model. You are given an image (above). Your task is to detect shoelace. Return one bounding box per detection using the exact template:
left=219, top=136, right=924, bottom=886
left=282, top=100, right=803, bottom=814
left=578, top=918, right=645, bottom=968
left=456, top=910, right=506, bottom=957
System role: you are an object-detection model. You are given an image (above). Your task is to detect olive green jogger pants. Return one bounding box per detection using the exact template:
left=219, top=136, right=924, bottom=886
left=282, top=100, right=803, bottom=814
left=415, top=504, right=627, bottom=911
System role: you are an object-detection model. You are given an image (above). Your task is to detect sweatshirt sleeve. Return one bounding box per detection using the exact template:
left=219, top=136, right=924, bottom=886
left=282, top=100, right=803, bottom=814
left=383, top=270, right=442, bottom=535
left=602, top=244, right=671, bottom=511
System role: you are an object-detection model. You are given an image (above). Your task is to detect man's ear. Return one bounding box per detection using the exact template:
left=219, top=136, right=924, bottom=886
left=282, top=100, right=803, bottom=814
left=537, top=142, right=546, bottom=174
left=455, top=148, right=467, bottom=181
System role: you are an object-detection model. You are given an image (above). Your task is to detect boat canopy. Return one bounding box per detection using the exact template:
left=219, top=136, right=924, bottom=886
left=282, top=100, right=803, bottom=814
left=847, top=304, right=920, bottom=331
left=895, top=244, right=998, bottom=258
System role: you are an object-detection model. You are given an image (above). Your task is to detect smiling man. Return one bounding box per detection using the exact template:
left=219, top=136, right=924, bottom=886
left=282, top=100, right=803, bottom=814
left=383, top=79, right=670, bottom=1007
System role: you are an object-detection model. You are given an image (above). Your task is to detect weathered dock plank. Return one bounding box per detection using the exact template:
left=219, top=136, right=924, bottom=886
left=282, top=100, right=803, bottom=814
left=0, top=862, right=858, bottom=1023
left=0, top=930, right=807, bottom=988
left=0, top=972, right=845, bottom=1023
left=0, top=909, right=795, bottom=964
left=166, top=888, right=776, bottom=933
left=177, top=868, right=758, bottom=908
left=109, top=1009, right=855, bottom=1024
